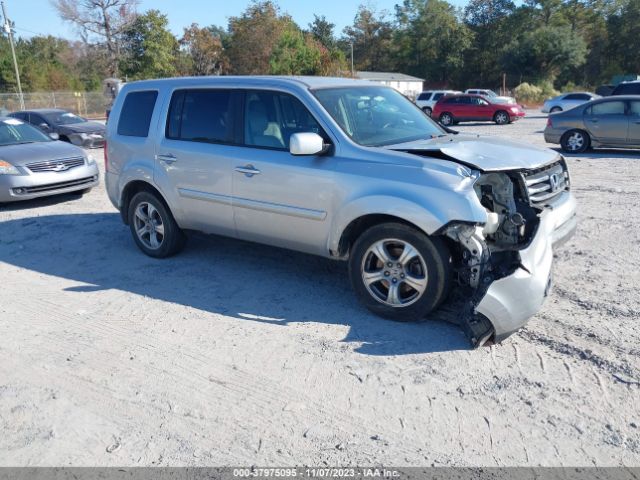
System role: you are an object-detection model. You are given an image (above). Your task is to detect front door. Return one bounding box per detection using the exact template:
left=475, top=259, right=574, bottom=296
left=627, top=100, right=640, bottom=145
left=155, top=88, right=240, bottom=237
left=231, top=90, right=336, bottom=256
left=584, top=100, right=629, bottom=145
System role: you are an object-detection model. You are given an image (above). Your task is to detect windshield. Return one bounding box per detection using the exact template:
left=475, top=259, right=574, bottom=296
left=313, top=86, right=446, bottom=147
left=44, top=111, right=87, bottom=125
left=0, top=118, right=52, bottom=146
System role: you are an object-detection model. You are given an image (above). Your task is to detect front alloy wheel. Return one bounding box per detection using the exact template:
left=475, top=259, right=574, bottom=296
left=362, top=239, right=427, bottom=307
left=349, top=223, right=451, bottom=321
left=494, top=111, right=510, bottom=125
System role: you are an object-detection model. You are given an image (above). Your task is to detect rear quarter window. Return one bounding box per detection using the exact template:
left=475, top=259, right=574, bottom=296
left=117, top=90, right=158, bottom=137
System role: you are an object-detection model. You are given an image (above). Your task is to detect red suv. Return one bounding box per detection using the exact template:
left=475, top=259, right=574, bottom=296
left=432, top=94, right=525, bottom=126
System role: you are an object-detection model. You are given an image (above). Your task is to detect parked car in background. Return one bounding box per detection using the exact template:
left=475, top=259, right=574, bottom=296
left=0, top=116, right=99, bottom=203
left=611, top=80, right=640, bottom=96
left=433, top=94, right=525, bottom=126
left=595, top=84, right=615, bottom=97
left=415, top=90, right=461, bottom=116
left=544, top=96, right=640, bottom=152
left=542, top=92, right=600, bottom=113
left=464, top=89, right=516, bottom=104
left=9, top=108, right=105, bottom=148
left=105, top=76, right=576, bottom=346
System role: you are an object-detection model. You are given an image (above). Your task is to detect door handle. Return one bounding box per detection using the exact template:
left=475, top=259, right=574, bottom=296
left=156, top=153, right=177, bottom=164
left=235, top=165, right=261, bottom=177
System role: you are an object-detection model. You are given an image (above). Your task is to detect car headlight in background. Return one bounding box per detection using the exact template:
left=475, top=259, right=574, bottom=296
left=0, top=160, right=20, bottom=175
left=510, top=107, right=519, bottom=113
left=86, top=154, right=96, bottom=165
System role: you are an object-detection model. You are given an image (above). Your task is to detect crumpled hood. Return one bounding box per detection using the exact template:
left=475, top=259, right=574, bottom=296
left=0, top=140, right=85, bottom=167
left=58, top=121, right=105, bottom=135
left=385, top=134, right=560, bottom=172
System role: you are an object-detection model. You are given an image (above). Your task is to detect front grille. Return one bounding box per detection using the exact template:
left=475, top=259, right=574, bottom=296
left=26, top=156, right=85, bottom=173
left=521, top=160, right=569, bottom=205
left=14, top=176, right=96, bottom=195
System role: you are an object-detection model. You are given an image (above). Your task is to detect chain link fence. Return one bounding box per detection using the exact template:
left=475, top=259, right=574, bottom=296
left=0, top=92, right=106, bottom=118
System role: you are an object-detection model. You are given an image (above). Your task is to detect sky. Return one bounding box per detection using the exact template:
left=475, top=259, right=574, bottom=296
left=2, top=0, right=466, bottom=40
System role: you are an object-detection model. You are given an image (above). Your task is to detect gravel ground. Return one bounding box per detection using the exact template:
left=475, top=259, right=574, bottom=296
left=0, top=110, right=639, bottom=467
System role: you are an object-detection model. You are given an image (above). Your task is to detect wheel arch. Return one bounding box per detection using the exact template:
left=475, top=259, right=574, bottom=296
left=119, top=180, right=171, bottom=225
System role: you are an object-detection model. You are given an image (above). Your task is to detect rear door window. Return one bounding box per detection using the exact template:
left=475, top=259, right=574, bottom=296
left=166, top=89, right=235, bottom=144
left=118, top=90, right=158, bottom=137
left=417, top=92, right=432, bottom=101
left=433, top=93, right=445, bottom=101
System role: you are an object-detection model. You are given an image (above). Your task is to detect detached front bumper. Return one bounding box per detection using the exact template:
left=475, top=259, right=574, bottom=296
left=0, top=163, right=100, bottom=202
left=474, top=191, right=577, bottom=343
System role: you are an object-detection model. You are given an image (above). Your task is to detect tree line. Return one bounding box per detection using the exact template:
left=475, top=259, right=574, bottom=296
left=1, top=0, right=638, bottom=97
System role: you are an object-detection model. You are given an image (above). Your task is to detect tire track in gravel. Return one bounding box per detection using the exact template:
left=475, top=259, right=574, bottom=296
left=7, top=292, right=462, bottom=464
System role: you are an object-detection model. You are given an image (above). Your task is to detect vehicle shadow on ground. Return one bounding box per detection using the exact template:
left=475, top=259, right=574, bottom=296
left=0, top=213, right=470, bottom=356
left=0, top=192, right=85, bottom=211
left=555, top=148, right=640, bottom=159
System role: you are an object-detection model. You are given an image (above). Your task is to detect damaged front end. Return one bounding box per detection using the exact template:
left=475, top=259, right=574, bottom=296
left=443, top=159, right=577, bottom=347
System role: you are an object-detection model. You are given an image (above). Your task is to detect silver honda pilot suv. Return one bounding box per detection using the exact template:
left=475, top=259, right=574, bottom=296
left=105, top=76, right=577, bottom=346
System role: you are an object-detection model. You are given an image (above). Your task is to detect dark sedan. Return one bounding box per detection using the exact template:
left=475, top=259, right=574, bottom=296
left=544, top=95, right=640, bottom=153
left=9, top=108, right=105, bottom=148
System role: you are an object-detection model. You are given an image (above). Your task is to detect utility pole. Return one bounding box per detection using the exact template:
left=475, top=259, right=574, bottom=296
left=1, top=1, right=25, bottom=110
left=350, top=42, right=355, bottom=78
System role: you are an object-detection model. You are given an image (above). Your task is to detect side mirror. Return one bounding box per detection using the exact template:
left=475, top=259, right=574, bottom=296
left=289, top=132, right=328, bottom=156
left=39, top=122, right=50, bottom=131
left=49, top=132, right=60, bottom=140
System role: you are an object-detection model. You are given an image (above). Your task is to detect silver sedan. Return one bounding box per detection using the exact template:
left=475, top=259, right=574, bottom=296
left=542, top=92, right=599, bottom=114
left=0, top=116, right=99, bottom=203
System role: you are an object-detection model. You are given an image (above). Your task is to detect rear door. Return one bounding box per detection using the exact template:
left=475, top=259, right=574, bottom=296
left=584, top=100, right=628, bottom=145
left=470, top=96, right=493, bottom=120
left=155, top=88, right=240, bottom=237
left=628, top=100, right=640, bottom=145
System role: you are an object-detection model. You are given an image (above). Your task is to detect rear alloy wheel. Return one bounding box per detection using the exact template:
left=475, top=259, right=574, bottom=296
left=128, top=191, right=186, bottom=258
left=550, top=106, right=562, bottom=113
left=560, top=129, right=590, bottom=153
left=423, top=107, right=433, bottom=117
left=349, top=223, right=451, bottom=321
left=439, top=112, right=454, bottom=126
left=494, top=110, right=510, bottom=125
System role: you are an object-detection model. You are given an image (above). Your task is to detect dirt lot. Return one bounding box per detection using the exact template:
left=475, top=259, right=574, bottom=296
left=0, top=110, right=639, bottom=467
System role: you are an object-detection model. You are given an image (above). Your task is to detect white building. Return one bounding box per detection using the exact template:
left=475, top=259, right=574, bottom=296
left=356, top=71, right=425, bottom=100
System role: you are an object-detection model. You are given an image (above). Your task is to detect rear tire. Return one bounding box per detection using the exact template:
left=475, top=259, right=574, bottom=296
left=348, top=223, right=452, bottom=322
left=494, top=110, right=510, bottom=125
left=560, top=129, right=590, bottom=153
left=128, top=191, right=186, bottom=258
left=439, top=112, right=454, bottom=126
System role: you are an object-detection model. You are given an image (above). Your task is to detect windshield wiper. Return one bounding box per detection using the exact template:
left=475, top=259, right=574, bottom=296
left=11, top=141, right=36, bottom=145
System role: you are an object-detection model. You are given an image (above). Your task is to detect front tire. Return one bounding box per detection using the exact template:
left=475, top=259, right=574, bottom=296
left=348, top=223, right=452, bottom=321
left=560, top=129, right=590, bottom=153
left=550, top=106, right=562, bottom=113
left=128, top=191, right=186, bottom=258
left=494, top=110, right=510, bottom=125
left=439, top=112, right=454, bottom=126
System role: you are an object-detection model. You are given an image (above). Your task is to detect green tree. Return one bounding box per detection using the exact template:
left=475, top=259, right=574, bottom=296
left=120, top=9, right=179, bottom=80
left=226, top=1, right=293, bottom=75
left=394, top=0, right=473, bottom=84
left=606, top=0, right=640, bottom=76
left=308, top=14, right=336, bottom=49
left=502, top=25, right=587, bottom=81
left=269, top=27, right=321, bottom=75
left=181, top=23, right=226, bottom=75
left=342, top=5, right=395, bottom=72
